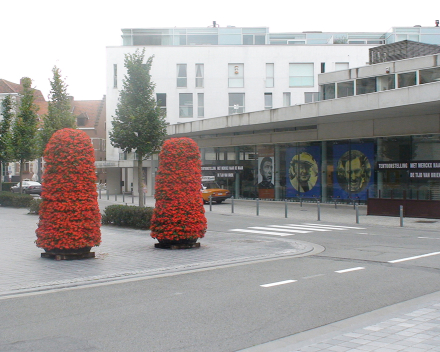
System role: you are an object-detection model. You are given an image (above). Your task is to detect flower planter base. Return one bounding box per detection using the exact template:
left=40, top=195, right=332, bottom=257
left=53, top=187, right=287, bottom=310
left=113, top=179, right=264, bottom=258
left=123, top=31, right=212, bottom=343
left=154, top=242, right=201, bottom=250
left=41, top=248, right=95, bottom=261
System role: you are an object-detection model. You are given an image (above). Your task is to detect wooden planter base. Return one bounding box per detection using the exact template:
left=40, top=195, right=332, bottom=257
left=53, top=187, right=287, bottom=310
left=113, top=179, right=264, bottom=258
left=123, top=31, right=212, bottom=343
left=41, top=251, right=95, bottom=260
left=154, top=242, right=200, bottom=250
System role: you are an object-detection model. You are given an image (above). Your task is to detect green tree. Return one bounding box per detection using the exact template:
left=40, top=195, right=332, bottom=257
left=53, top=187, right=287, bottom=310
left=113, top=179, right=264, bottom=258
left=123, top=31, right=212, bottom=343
left=39, top=66, right=76, bottom=153
left=11, top=77, right=39, bottom=193
left=109, top=49, right=167, bottom=207
left=0, top=95, right=14, bottom=190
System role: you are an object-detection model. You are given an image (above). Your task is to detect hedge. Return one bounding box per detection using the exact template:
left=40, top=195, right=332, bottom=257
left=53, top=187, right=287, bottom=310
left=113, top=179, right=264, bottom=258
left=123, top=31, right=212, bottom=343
left=0, top=191, right=33, bottom=207
left=29, top=198, right=43, bottom=214
left=1, top=182, right=18, bottom=192
left=101, top=204, right=154, bottom=229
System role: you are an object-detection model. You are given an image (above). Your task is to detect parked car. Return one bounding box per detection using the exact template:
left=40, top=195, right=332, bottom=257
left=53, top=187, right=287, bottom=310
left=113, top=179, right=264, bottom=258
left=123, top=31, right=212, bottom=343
left=11, top=181, right=42, bottom=195
left=201, top=181, right=231, bottom=204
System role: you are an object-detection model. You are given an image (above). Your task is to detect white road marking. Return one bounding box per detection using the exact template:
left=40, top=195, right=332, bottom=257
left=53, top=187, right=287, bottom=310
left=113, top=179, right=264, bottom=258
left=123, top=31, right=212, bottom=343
left=230, top=229, right=296, bottom=236
left=388, top=251, right=440, bottom=263
left=260, top=280, right=297, bottom=288
left=418, top=237, right=440, bottom=240
left=303, top=223, right=366, bottom=230
left=270, top=225, right=331, bottom=232
left=302, top=274, right=325, bottom=279
left=249, top=226, right=310, bottom=234
left=335, top=267, right=365, bottom=273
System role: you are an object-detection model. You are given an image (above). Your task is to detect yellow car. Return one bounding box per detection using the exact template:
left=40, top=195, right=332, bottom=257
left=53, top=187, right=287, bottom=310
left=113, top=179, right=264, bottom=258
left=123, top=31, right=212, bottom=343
left=201, top=181, right=232, bottom=204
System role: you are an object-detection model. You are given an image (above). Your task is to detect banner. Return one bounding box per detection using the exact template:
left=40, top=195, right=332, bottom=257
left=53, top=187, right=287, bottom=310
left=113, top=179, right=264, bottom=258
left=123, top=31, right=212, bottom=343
left=333, top=143, right=374, bottom=200
left=286, top=146, right=321, bottom=198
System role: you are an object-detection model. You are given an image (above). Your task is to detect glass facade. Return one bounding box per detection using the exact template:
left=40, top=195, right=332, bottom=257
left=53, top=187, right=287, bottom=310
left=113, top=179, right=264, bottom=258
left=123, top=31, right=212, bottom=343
left=200, top=135, right=440, bottom=203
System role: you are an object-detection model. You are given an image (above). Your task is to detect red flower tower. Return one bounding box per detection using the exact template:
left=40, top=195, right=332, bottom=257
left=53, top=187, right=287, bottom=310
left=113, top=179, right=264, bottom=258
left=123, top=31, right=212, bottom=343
left=150, top=137, right=207, bottom=248
left=36, top=128, right=101, bottom=258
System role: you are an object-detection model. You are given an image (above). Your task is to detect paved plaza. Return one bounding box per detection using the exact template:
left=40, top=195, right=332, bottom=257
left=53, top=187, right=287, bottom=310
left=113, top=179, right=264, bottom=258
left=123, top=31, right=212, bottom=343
left=1, top=195, right=440, bottom=351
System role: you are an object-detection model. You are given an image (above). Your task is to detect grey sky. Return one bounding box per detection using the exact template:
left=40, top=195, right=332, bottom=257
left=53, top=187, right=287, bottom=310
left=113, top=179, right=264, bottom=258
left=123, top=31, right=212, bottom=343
left=2, top=0, right=437, bottom=101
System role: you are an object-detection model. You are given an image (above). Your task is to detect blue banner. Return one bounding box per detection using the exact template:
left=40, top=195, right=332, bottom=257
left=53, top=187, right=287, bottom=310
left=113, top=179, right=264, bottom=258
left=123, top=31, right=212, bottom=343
left=333, top=143, right=374, bottom=200
left=286, top=146, right=321, bottom=198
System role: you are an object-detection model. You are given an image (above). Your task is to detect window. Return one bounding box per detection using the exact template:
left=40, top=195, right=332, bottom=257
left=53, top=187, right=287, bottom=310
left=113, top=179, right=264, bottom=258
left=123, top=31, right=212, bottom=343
left=264, top=93, right=272, bottom=109
left=356, top=77, right=376, bottom=95
left=289, top=63, right=314, bottom=87
left=377, top=74, right=395, bottom=91
left=228, top=63, right=244, bottom=87
left=266, top=63, right=274, bottom=88
left=179, top=93, right=192, bottom=117
left=321, top=62, right=325, bottom=73
left=322, top=83, right=335, bottom=100
left=177, top=64, right=187, bottom=87
left=113, top=64, right=117, bottom=88
left=156, top=93, right=166, bottom=115
left=196, top=64, right=204, bottom=88
left=283, top=92, right=291, bottom=107
left=419, top=67, right=440, bottom=84
left=304, top=92, right=320, bottom=103
left=398, top=72, right=416, bottom=88
left=198, top=93, right=204, bottom=117
left=229, top=93, right=245, bottom=114
left=335, top=62, right=349, bottom=71
left=337, top=81, right=354, bottom=98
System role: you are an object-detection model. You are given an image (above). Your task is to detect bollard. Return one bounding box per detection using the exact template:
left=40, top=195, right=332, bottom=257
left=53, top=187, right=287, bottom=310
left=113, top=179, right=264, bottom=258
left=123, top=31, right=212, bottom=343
left=400, top=205, right=404, bottom=227
left=99, top=188, right=101, bottom=199
left=107, top=189, right=109, bottom=200
left=334, top=198, right=337, bottom=209
left=123, top=192, right=125, bottom=203
left=132, top=192, right=134, bottom=204
left=231, top=196, right=234, bottom=214
left=285, top=199, right=288, bottom=218
left=144, top=193, right=146, bottom=206
left=317, top=201, right=321, bottom=221
left=353, top=198, right=356, bottom=210
left=209, top=195, right=212, bottom=211
left=300, top=197, right=303, bottom=207
left=256, top=198, right=260, bottom=216
left=115, top=190, right=117, bottom=202
left=355, top=204, right=359, bottom=224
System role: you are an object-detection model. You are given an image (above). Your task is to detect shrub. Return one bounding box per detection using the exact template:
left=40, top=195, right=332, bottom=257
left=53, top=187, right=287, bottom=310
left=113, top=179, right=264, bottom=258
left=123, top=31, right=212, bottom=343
left=0, top=191, right=33, bottom=207
left=29, top=198, right=43, bottom=214
left=101, top=204, right=154, bottom=229
left=150, top=138, right=207, bottom=242
left=1, top=182, right=18, bottom=192
left=35, top=128, right=101, bottom=251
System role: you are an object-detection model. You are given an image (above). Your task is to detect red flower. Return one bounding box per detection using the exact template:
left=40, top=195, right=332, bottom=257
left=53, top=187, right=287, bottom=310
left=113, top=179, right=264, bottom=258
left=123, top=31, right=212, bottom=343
left=35, top=128, right=101, bottom=250
left=150, top=138, right=207, bottom=241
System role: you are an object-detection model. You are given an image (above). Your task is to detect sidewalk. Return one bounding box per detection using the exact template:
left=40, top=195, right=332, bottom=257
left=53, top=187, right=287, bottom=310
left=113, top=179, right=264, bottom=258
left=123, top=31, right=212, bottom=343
left=2, top=195, right=440, bottom=351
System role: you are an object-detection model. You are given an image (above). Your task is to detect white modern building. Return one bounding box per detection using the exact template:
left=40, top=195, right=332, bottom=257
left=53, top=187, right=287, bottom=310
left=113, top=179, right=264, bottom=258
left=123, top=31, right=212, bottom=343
left=104, top=24, right=440, bottom=196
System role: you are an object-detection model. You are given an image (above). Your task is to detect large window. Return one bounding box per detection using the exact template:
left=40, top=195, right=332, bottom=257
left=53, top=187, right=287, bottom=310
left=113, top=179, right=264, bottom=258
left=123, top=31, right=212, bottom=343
left=196, top=64, right=204, bottom=88
left=398, top=72, right=417, bottom=88
left=198, top=93, right=204, bottom=117
left=177, top=64, right=187, bottom=87
left=156, top=93, right=166, bottom=115
left=419, top=67, right=440, bottom=84
left=377, top=74, right=395, bottom=91
left=289, top=63, right=314, bottom=87
left=229, top=93, right=245, bottom=114
left=266, top=63, right=274, bottom=88
left=229, top=63, right=244, bottom=87
left=264, top=93, right=272, bottom=109
left=322, top=83, right=335, bottom=100
left=337, top=81, right=354, bottom=98
left=179, top=93, right=193, bottom=117
left=356, top=77, right=376, bottom=95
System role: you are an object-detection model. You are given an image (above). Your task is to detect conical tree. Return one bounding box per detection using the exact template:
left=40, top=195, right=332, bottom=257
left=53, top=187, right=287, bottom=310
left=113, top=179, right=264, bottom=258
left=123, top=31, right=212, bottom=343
left=150, top=138, right=207, bottom=245
left=36, top=128, right=101, bottom=253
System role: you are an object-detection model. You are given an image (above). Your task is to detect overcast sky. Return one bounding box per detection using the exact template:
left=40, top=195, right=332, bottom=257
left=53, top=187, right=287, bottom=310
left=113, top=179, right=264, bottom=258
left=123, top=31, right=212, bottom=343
left=2, top=0, right=438, bottom=101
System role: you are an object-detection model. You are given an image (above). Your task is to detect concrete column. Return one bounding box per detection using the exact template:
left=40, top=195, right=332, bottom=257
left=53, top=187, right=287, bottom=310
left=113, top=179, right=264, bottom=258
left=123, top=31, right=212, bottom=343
left=275, top=144, right=281, bottom=200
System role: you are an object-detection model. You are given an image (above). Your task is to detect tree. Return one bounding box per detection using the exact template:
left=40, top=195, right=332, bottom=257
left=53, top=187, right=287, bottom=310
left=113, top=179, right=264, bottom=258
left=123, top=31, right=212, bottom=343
left=109, top=49, right=167, bottom=207
left=0, top=95, right=14, bottom=190
left=39, top=66, right=76, bottom=154
left=11, top=77, right=39, bottom=193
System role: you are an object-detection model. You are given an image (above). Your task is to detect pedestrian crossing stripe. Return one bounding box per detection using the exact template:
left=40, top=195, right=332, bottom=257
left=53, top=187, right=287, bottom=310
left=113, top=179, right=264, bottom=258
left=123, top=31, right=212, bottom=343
left=230, top=223, right=366, bottom=236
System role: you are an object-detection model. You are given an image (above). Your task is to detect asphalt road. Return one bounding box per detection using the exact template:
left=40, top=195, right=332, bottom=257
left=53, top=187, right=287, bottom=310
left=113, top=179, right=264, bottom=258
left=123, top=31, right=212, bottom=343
left=1, top=213, right=440, bottom=351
